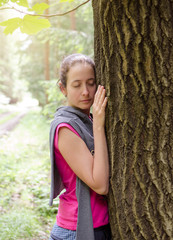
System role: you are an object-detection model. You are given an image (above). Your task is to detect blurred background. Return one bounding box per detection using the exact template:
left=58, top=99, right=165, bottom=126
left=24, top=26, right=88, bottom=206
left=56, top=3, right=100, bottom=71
left=0, top=0, right=94, bottom=239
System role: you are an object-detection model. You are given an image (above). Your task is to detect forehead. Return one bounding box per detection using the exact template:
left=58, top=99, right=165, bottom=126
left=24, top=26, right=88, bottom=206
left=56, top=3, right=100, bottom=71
left=67, top=63, right=95, bottom=80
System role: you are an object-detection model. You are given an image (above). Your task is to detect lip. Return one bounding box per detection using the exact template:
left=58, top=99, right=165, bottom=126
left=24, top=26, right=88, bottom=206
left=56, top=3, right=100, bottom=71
left=81, top=99, right=91, bottom=103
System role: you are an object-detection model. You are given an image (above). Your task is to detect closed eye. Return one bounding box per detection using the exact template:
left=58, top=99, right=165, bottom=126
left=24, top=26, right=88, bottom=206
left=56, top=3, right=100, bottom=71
left=73, top=84, right=80, bottom=88
left=87, top=79, right=95, bottom=86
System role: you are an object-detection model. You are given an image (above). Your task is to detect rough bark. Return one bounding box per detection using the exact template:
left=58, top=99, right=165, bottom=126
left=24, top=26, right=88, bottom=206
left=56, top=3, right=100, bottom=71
left=92, top=1, right=173, bottom=239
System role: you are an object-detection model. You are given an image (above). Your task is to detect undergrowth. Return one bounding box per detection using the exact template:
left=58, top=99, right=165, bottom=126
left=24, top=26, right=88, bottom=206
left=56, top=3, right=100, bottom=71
left=0, top=108, right=59, bottom=240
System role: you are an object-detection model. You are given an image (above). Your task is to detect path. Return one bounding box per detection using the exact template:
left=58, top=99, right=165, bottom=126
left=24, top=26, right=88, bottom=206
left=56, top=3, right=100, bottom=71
left=0, top=111, right=27, bottom=136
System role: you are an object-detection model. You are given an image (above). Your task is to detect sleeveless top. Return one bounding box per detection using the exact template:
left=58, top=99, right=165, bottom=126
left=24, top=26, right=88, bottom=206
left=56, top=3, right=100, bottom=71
left=49, top=106, right=109, bottom=240
left=54, top=123, right=109, bottom=230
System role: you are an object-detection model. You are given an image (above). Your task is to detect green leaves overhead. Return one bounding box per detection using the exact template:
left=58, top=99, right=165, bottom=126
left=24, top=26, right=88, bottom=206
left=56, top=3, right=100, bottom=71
left=29, top=3, right=49, bottom=14
left=11, top=0, right=29, bottom=8
left=0, top=17, right=22, bottom=34
left=0, top=1, right=51, bottom=34
left=21, top=16, right=51, bottom=34
left=0, top=0, right=9, bottom=7
left=0, top=16, right=51, bottom=35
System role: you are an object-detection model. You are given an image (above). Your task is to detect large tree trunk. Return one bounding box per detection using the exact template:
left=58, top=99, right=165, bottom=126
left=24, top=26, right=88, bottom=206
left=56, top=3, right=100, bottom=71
left=92, top=1, right=173, bottom=239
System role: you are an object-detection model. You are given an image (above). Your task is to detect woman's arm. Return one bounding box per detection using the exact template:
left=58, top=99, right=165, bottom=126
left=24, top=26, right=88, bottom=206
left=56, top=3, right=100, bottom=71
left=58, top=86, right=109, bottom=195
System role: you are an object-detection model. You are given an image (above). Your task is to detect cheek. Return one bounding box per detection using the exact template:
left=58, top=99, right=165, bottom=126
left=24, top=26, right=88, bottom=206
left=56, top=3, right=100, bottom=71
left=67, top=88, right=80, bottom=99
left=92, top=86, right=97, bottom=96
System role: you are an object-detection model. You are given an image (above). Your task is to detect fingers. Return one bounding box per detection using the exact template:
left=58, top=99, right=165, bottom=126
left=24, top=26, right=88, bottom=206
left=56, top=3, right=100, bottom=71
left=102, top=96, right=108, bottom=109
left=94, top=85, right=107, bottom=109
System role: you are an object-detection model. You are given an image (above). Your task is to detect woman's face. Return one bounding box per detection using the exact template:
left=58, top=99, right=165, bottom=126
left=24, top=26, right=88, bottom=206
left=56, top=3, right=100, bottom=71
left=63, top=62, right=96, bottom=115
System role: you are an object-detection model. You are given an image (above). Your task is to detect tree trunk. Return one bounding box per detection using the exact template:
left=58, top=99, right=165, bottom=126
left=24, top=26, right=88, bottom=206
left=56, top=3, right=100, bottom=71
left=92, top=1, right=173, bottom=239
left=70, top=11, right=76, bottom=30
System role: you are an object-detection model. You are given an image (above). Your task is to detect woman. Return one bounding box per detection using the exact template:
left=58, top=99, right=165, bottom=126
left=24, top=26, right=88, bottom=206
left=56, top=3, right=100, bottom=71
left=49, top=53, right=111, bottom=240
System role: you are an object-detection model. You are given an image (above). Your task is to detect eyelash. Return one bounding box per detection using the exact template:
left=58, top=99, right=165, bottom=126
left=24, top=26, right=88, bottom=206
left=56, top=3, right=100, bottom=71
left=73, top=82, right=95, bottom=88
left=88, top=82, right=95, bottom=86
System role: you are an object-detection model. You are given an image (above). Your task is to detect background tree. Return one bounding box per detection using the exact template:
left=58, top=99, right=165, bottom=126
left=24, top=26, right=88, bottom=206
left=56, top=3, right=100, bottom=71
left=0, top=0, right=94, bottom=111
left=1, top=0, right=172, bottom=239
left=92, top=1, right=173, bottom=239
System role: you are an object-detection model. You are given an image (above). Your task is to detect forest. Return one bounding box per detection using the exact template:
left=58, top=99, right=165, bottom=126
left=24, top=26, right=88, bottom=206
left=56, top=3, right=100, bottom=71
left=1, top=0, right=173, bottom=239
left=0, top=0, right=93, bottom=239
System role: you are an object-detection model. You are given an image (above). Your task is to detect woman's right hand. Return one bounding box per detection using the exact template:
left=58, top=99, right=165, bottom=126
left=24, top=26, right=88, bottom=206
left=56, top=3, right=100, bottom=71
left=92, top=85, right=107, bottom=129
left=58, top=85, right=109, bottom=195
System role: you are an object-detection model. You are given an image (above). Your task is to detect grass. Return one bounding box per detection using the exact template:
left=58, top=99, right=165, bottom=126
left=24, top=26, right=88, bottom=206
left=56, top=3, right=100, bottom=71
left=0, top=208, right=41, bottom=240
left=0, top=108, right=59, bottom=240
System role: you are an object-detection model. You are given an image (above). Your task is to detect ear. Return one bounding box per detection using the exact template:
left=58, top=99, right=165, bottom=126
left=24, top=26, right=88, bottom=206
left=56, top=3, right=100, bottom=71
left=59, top=82, right=67, bottom=97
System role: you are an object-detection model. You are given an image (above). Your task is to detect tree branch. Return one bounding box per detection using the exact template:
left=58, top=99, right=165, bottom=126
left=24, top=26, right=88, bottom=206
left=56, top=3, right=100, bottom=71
left=0, top=0, right=90, bottom=18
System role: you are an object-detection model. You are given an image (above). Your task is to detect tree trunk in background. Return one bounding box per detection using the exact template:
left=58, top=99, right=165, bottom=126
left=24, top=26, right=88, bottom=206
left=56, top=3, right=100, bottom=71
left=44, top=0, right=50, bottom=104
left=70, top=11, right=76, bottom=30
left=92, top=1, right=173, bottom=239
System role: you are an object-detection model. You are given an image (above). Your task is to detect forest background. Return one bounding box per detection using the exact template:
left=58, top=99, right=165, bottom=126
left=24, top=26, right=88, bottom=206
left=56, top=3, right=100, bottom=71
left=0, top=0, right=93, bottom=239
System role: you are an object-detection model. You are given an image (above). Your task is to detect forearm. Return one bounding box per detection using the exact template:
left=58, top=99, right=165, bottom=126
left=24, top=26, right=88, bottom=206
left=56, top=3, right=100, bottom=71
left=92, top=125, right=109, bottom=195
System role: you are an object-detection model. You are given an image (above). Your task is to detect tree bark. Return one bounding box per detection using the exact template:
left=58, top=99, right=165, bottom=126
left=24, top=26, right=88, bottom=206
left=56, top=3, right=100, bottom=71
left=92, top=1, right=173, bottom=239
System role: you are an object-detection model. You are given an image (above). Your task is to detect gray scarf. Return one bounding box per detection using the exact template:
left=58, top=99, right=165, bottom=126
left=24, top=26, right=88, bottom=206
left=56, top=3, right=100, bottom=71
left=49, top=106, right=95, bottom=240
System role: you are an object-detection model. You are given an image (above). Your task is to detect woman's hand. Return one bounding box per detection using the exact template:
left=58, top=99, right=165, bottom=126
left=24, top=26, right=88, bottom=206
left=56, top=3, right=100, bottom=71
left=58, top=85, right=109, bottom=195
left=92, top=85, right=107, bottom=129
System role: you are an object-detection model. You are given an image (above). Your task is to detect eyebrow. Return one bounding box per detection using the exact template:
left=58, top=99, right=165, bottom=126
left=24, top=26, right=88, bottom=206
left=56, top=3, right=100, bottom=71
left=72, top=78, right=95, bottom=83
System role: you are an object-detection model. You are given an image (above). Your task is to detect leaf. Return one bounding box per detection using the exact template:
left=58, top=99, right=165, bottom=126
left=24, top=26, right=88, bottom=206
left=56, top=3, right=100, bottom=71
left=20, top=15, right=51, bottom=35
left=0, top=0, right=9, bottom=6
left=0, top=17, right=22, bottom=34
left=11, top=0, right=29, bottom=8
left=59, top=0, right=74, bottom=2
left=29, top=3, right=49, bottom=14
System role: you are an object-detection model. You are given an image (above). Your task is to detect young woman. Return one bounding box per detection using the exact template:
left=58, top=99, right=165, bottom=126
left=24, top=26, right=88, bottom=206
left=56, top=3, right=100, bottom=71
left=49, top=53, right=111, bottom=240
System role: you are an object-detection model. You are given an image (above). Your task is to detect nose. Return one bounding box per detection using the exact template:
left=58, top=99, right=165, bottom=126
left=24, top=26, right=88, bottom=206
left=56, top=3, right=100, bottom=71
left=82, top=85, right=89, bottom=96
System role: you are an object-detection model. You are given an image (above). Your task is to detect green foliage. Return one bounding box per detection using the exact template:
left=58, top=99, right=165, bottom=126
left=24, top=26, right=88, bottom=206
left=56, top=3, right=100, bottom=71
left=29, top=3, right=49, bottom=14
left=41, top=79, right=65, bottom=118
left=16, top=0, right=93, bottom=107
left=0, top=0, right=51, bottom=35
left=0, top=15, right=51, bottom=35
left=0, top=17, right=22, bottom=34
left=0, top=208, right=41, bottom=240
left=0, top=0, right=92, bottom=35
left=0, top=0, right=29, bottom=8
left=0, top=26, right=27, bottom=103
left=0, top=0, right=8, bottom=6
left=0, top=109, right=58, bottom=239
left=11, top=0, right=29, bottom=8
left=0, top=0, right=94, bottom=106
left=21, top=15, right=51, bottom=34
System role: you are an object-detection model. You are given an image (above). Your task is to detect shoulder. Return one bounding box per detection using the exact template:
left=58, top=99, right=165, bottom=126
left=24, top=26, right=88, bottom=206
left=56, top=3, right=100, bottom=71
left=56, top=122, right=80, bottom=138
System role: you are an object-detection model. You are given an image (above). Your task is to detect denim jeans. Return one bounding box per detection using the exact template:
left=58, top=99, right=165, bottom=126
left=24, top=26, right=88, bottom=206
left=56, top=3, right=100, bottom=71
left=49, top=223, right=112, bottom=240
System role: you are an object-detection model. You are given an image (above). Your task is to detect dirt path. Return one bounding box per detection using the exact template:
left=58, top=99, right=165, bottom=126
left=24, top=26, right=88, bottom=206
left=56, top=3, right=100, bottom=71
left=0, top=111, right=12, bottom=118
left=0, top=111, right=27, bottom=136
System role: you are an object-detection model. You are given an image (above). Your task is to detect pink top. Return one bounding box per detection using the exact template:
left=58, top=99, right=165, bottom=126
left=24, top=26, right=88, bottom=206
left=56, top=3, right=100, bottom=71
left=54, top=123, right=109, bottom=230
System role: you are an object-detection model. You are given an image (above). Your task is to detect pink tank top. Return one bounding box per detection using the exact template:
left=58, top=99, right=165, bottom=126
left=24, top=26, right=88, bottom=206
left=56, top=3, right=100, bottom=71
left=54, top=123, right=109, bottom=230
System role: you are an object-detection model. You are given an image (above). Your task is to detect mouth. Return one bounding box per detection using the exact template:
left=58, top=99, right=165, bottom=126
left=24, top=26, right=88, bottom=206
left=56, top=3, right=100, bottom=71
left=81, top=99, right=91, bottom=103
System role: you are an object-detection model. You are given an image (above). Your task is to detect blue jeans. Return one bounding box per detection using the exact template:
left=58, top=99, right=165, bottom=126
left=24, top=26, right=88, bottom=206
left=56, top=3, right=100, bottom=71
left=49, top=224, right=76, bottom=240
left=49, top=223, right=112, bottom=240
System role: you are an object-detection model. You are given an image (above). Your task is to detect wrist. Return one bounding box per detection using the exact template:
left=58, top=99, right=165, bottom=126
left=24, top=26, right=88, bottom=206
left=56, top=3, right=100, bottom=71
left=93, top=124, right=105, bottom=133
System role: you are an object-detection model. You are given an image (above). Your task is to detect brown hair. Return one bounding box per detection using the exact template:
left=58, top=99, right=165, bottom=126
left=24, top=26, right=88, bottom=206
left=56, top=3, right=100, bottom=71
left=59, top=53, right=96, bottom=87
